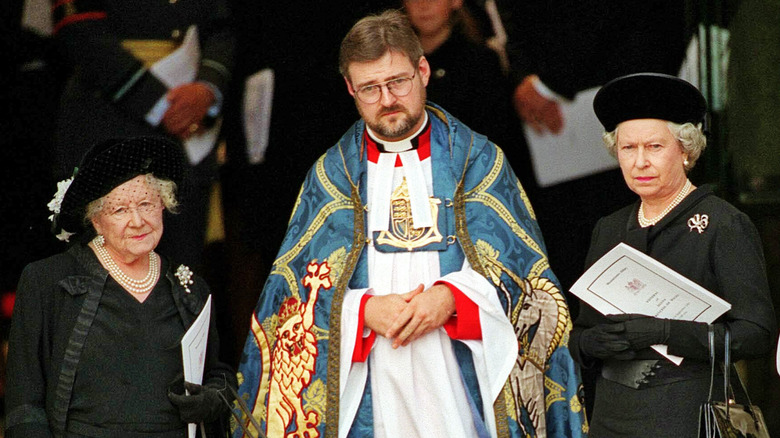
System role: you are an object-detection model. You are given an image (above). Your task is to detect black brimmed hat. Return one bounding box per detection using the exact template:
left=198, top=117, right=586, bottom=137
left=593, top=73, right=707, bottom=132
left=51, top=136, right=185, bottom=238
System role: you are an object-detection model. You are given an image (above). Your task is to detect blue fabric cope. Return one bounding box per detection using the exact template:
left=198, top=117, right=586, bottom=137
left=232, top=103, right=589, bottom=438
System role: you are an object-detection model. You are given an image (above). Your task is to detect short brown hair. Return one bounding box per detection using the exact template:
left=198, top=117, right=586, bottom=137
left=339, top=9, right=424, bottom=80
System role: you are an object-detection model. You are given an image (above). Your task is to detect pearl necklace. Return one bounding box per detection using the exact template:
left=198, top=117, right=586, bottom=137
left=638, top=179, right=693, bottom=227
left=92, top=236, right=160, bottom=294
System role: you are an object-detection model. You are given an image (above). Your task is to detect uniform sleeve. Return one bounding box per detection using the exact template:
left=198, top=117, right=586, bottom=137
left=5, top=265, right=54, bottom=438
left=52, top=0, right=168, bottom=120
left=196, top=0, right=235, bottom=95
left=51, top=0, right=235, bottom=121
left=493, top=0, right=606, bottom=98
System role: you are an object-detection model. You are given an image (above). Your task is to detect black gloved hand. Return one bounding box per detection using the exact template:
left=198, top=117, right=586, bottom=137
left=610, top=314, right=670, bottom=350
left=578, top=322, right=633, bottom=360
left=168, top=381, right=228, bottom=423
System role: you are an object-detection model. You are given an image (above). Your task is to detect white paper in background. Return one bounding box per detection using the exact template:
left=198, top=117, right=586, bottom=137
left=570, top=243, right=731, bottom=364
left=776, top=335, right=780, bottom=377
left=243, top=68, right=275, bottom=164
left=149, top=25, right=220, bottom=165
left=22, top=0, right=52, bottom=35
left=526, top=46, right=705, bottom=189
left=524, top=87, right=618, bottom=188
left=678, top=34, right=700, bottom=90
left=181, top=294, right=212, bottom=438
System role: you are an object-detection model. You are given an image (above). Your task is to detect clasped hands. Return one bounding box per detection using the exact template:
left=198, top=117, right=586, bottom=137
left=161, top=82, right=215, bottom=140
left=578, top=314, right=671, bottom=361
left=364, top=283, right=456, bottom=349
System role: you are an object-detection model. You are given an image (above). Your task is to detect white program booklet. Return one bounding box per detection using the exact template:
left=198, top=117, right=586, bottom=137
left=180, top=294, right=212, bottom=438
left=570, top=243, right=731, bottom=364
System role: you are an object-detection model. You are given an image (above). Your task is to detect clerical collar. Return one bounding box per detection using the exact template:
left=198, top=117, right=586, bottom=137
left=366, top=114, right=431, bottom=165
left=366, top=112, right=434, bottom=232
left=366, top=112, right=429, bottom=152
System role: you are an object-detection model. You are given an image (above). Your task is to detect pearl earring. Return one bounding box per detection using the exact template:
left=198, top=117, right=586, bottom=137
left=95, top=234, right=105, bottom=247
left=684, top=159, right=690, bottom=166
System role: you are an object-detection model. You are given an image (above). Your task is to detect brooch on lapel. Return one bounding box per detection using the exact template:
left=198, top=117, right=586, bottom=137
left=175, top=265, right=194, bottom=293
left=687, top=214, right=709, bottom=234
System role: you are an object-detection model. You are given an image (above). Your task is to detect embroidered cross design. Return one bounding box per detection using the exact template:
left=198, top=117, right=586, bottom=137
left=302, top=260, right=332, bottom=294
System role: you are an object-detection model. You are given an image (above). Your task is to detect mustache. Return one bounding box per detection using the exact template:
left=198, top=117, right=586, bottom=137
left=379, top=105, right=405, bottom=116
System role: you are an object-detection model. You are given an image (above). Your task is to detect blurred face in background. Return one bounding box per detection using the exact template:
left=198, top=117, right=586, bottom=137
left=403, top=0, right=462, bottom=40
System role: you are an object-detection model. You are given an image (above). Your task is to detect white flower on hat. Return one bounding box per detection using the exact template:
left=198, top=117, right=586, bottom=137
left=48, top=177, right=75, bottom=242
left=47, top=177, right=74, bottom=221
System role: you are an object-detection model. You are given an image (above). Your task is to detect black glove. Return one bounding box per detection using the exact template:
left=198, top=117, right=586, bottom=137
left=578, top=322, right=633, bottom=360
left=168, top=381, right=229, bottom=423
left=610, top=314, right=670, bottom=350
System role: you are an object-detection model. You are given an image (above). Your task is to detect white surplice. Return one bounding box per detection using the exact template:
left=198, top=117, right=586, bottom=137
left=338, top=122, right=518, bottom=438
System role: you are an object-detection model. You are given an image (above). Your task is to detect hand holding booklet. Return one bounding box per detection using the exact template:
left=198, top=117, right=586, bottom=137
left=570, top=243, right=731, bottom=364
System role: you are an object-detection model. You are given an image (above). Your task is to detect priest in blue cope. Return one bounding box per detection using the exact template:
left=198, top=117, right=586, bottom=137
left=233, top=10, right=587, bottom=438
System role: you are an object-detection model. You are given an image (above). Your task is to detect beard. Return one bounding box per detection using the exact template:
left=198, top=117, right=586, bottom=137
left=360, top=102, right=425, bottom=141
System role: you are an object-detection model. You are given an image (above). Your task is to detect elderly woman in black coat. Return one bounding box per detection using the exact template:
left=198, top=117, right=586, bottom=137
left=5, top=136, right=236, bottom=437
left=570, top=73, right=776, bottom=437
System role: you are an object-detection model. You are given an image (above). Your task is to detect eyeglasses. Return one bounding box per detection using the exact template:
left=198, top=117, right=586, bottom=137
left=104, top=199, right=163, bottom=221
left=355, top=70, right=417, bottom=104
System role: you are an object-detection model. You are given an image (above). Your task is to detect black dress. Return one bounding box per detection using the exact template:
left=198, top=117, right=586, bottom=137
left=67, top=265, right=187, bottom=436
left=570, top=185, right=777, bottom=437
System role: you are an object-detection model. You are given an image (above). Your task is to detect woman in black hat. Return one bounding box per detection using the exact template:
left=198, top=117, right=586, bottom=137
left=5, top=137, right=236, bottom=437
left=569, top=73, right=776, bottom=436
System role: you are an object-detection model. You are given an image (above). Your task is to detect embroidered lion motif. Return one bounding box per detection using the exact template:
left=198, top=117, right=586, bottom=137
left=266, top=261, right=331, bottom=438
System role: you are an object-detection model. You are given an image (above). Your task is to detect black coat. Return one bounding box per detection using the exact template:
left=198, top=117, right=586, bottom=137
left=5, top=244, right=236, bottom=437
left=571, top=185, right=776, bottom=436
